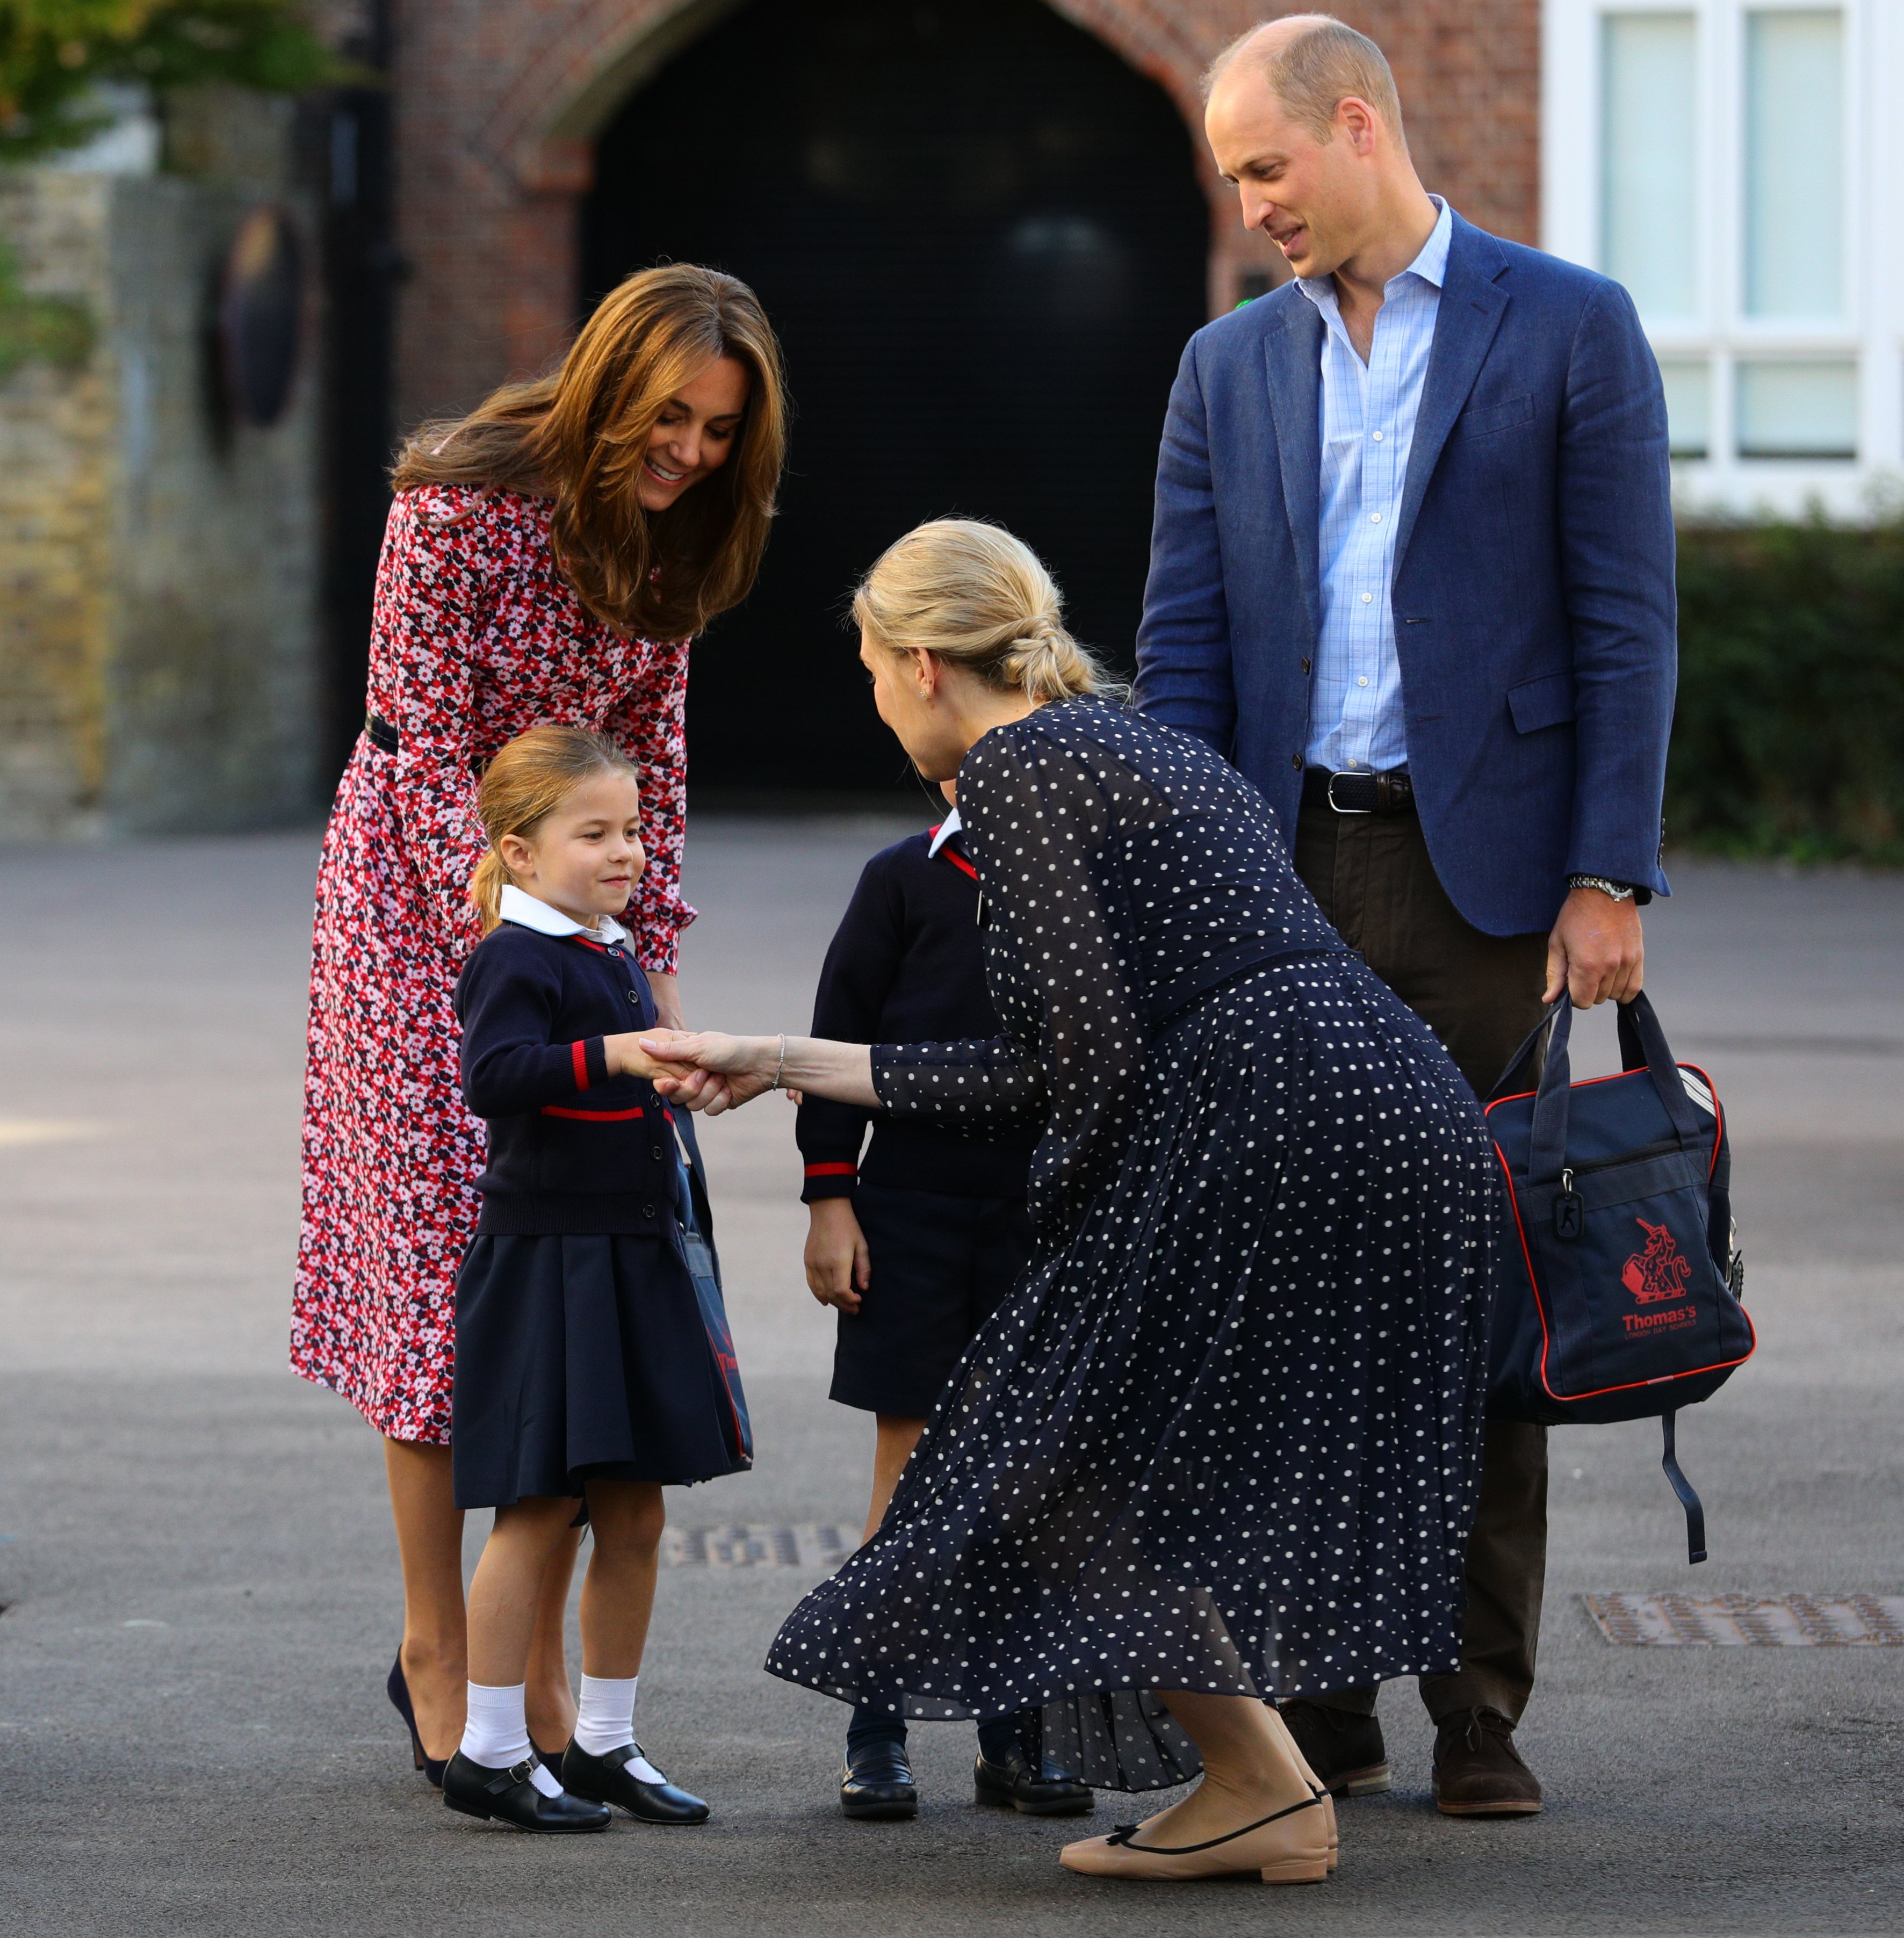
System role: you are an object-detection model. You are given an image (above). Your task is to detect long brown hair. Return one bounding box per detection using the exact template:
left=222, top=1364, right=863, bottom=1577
left=394, top=264, right=788, bottom=641
left=468, top=724, right=640, bottom=934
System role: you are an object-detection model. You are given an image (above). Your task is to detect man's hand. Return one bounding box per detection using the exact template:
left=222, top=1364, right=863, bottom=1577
left=804, top=1197, right=871, bottom=1314
left=1545, top=886, right=1645, bottom=1008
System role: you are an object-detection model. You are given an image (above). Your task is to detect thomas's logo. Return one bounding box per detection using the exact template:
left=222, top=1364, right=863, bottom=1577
left=1621, top=1218, right=1693, bottom=1304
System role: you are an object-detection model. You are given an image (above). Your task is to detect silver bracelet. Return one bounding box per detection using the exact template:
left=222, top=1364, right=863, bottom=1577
left=770, top=1033, right=788, bottom=1090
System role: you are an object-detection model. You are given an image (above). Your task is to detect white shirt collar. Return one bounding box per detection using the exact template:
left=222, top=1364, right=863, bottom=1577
left=1297, top=194, right=1451, bottom=314
left=497, top=882, right=630, bottom=947
left=926, top=806, right=963, bottom=858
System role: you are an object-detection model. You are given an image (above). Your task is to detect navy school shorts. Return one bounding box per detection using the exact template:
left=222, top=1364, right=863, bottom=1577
left=829, top=1182, right=1034, bottom=1419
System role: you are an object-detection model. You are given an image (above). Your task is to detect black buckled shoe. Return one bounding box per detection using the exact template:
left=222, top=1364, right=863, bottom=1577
left=560, top=1740, right=711, bottom=1824
left=442, top=1752, right=610, bottom=1832
left=1277, top=1700, right=1393, bottom=1797
left=840, top=1741, right=918, bottom=1820
left=973, top=1740, right=1095, bottom=1817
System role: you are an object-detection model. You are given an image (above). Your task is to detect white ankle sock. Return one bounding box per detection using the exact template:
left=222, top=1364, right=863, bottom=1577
left=574, top=1673, right=665, bottom=1782
left=574, top=1673, right=637, bottom=1755
left=461, top=1681, right=562, bottom=1797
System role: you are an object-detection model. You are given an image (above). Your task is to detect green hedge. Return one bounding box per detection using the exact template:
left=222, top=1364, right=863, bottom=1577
left=1669, top=514, right=1904, bottom=865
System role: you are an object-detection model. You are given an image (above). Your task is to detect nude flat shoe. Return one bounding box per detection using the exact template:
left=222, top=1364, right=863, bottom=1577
left=1317, top=1787, right=1338, bottom=1871
left=1058, top=1791, right=1330, bottom=1884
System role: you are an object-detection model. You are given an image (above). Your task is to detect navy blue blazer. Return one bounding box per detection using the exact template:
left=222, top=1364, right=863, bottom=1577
left=1134, top=213, right=1676, bottom=937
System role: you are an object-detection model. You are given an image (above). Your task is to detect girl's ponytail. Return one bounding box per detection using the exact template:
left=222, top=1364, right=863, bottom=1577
left=470, top=849, right=510, bottom=934
left=466, top=723, right=640, bottom=934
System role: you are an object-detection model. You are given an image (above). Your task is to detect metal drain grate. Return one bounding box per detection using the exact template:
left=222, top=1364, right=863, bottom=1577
left=661, top=1524, right=852, bottom=1570
left=1586, top=1593, right=1904, bottom=1647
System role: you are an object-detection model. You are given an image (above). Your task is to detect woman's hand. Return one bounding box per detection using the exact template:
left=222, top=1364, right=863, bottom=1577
left=804, top=1198, right=871, bottom=1314
left=637, top=1030, right=779, bottom=1115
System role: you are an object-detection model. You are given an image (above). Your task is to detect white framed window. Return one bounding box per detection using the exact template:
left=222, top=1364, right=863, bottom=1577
left=1544, top=0, right=1902, bottom=515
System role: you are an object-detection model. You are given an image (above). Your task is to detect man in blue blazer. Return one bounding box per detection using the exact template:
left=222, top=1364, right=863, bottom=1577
left=1136, top=17, right=1676, bottom=1816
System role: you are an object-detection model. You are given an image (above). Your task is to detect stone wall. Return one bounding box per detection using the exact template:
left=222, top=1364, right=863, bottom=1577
left=390, top=0, right=1540, bottom=425
left=0, top=167, right=322, bottom=840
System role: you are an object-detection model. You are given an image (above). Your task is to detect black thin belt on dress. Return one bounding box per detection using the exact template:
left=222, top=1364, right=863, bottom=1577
left=364, top=711, right=400, bottom=754
left=1145, top=937, right=1351, bottom=1037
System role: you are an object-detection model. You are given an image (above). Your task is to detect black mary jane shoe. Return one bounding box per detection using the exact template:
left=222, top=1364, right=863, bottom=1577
left=442, top=1752, right=610, bottom=1833
left=386, top=1651, right=448, bottom=1790
left=560, top=1741, right=711, bottom=1825
left=973, top=1741, right=1095, bottom=1818
left=839, top=1741, right=918, bottom=1820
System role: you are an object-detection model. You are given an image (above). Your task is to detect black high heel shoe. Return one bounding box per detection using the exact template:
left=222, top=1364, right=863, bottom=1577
left=387, top=1651, right=449, bottom=1789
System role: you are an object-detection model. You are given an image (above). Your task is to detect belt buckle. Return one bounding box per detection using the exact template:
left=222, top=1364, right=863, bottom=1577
left=1326, top=771, right=1374, bottom=815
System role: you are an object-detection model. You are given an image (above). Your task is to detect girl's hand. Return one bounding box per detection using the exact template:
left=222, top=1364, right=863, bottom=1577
left=804, top=1198, right=871, bottom=1314
left=603, top=1033, right=684, bottom=1082
left=637, top=1030, right=777, bottom=1116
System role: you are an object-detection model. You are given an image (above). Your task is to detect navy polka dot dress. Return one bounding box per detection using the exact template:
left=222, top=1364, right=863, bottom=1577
left=765, top=698, right=1494, bottom=1791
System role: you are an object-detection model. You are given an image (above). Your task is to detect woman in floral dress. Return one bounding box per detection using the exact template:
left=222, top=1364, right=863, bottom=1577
left=292, top=265, right=787, bottom=1776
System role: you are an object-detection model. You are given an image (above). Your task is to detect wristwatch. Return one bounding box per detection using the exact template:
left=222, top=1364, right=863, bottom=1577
left=1568, top=873, right=1637, bottom=903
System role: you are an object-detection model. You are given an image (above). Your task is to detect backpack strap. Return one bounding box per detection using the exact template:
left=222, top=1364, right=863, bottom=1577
left=1660, top=1411, right=1708, bottom=1565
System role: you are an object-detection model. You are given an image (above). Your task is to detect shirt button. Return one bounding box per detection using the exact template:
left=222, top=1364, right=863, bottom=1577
left=1369, top=512, right=1382, bottom=524
left=1361, top=592, right=1373, bottom=604
left=1372, top=430, right=1384, bottom=441
left=1357, top=676, right=1369, bottom=688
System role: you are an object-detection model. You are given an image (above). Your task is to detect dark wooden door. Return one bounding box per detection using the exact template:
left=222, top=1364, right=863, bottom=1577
left=583, top=0, right=1209, bottom=795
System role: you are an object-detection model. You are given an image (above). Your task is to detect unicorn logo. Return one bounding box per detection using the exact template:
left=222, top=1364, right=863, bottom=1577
left=1621, top=1218, right=1693, bottom=1304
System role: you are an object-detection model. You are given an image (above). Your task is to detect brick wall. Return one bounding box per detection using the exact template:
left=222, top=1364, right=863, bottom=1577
left=391, top=0, right=1539, bottom=425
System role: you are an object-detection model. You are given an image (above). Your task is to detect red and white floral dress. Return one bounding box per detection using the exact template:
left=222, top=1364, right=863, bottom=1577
left=291, top=486, right=696, bottom=1444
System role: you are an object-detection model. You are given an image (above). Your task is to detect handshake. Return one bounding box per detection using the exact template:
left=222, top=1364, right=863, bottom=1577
left=601, top=1030, right=877, bottom=1117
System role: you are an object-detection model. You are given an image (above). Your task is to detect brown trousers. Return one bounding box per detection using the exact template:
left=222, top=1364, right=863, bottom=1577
left=1294, top=798, right=1549, bottom=1726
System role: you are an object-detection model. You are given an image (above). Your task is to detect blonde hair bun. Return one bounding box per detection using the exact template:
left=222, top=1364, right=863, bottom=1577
left=851, top=518, right=1122, bottom=704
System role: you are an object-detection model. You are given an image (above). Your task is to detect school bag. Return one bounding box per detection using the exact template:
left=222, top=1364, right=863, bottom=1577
left=668, top=1109, right=754, bottom=1473
left=1483, top=992, right=1754, bottom=1563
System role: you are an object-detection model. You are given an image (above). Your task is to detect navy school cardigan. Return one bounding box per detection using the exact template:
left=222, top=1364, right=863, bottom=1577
left=797, top=823, right=1036, bottom=1204
left=454, top=921, right=674, bottom=1235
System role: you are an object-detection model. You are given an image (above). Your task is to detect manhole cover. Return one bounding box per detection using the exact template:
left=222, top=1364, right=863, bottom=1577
left=1586, top=1593, right=1904, bottom=1646
left=662, top=1524, right=852, bottom=1569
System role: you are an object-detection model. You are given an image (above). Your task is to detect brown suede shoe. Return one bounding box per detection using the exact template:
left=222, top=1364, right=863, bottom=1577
left=1432, top=1707, right=1543, bottom=1816
left=1276, top=1700, right=1391, bottom=1797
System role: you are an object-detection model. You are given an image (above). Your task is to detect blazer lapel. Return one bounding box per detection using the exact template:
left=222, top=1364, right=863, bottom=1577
left=1262, top=297, right=1324, bottom=647
left=1393, top=216, right=1510, bottom=570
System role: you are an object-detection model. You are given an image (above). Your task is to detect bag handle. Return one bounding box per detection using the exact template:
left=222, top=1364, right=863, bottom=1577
left=1616, top=990, right=1709, bottom=1144
left=1487, top=996, right=1566, bottom=1104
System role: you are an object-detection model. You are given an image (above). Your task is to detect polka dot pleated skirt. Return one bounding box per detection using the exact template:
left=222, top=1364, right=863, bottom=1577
left=766, top=953, right=1494, bottom=1791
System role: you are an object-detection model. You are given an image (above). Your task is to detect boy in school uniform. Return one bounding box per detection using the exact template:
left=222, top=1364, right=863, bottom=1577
left=798, top=787, right=1094, bottom=1824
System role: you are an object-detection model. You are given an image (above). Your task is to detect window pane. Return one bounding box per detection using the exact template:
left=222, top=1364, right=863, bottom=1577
left=1735, top=359, right=1858, bottom=457
left=1744, top=10, right=1844, bottom=320
left=1658, top=358, right=1711, bottom=458
left=1600, top=13, right=1698, bottom=322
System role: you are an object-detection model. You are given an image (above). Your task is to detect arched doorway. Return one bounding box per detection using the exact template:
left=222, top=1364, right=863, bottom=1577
left=582, top=0, right=1209, bottom=796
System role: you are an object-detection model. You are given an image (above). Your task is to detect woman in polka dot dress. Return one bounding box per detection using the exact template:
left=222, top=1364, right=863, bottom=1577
left=645, top=522, right=1494, bottom=1885
left=292, top=266, right=785, bottom=1782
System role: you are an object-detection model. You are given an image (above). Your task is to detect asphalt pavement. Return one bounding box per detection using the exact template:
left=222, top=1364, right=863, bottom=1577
left=1, top=821, right=1900, bottom=1936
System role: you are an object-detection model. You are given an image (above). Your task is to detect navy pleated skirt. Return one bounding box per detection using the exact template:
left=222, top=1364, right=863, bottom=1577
left=451, top=1232, right=744, bottom=1509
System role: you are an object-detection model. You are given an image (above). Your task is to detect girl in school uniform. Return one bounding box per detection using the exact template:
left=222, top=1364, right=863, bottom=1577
left=797, top=783, right=1094, bottom=1824
left=443, top=723, right=748, bottom=1833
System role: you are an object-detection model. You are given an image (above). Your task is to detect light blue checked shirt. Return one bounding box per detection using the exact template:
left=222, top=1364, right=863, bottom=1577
left=1296, top=196, right=1451, bottom=773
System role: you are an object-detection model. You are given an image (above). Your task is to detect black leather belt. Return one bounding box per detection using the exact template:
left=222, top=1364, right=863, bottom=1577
left=365, top=711, right=400, bottom=754
left=1302, top=766, right=1415, bottom=816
